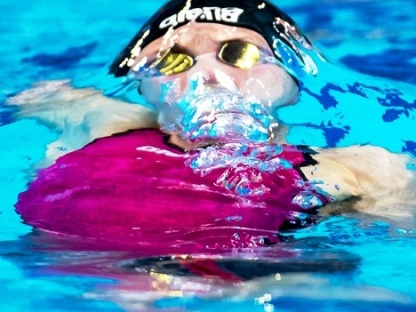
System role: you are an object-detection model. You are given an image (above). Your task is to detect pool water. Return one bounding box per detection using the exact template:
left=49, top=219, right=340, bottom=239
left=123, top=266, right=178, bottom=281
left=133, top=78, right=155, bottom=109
left=1, top=0, right=416, bottom=311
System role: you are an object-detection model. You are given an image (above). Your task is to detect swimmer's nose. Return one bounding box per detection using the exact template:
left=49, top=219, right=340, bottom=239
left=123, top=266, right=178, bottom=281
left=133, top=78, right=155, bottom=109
left=192, top=69, right=218, bottom=85
left=190, top=55, right=220, bottom=82
left=187, top=54, right=240, bottom=87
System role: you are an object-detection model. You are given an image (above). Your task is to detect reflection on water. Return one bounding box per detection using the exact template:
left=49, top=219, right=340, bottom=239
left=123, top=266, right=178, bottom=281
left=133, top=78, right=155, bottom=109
left=1, top=215, right=416, bottom=310
left=1, top=0, right=416, bottom=310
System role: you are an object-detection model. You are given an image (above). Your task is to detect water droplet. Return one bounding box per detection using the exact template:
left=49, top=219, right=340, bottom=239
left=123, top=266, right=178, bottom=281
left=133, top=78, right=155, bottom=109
left=279, top=159, right=292, bottom=169
left=407, top=163, right=416, bottom=171
left=292, top=192, right=323, bottom=209
left=264, top=303, right=275, bottom=312
left=396, top=228, right=408, bottom=234
left=374, top=220, right=390, bottom=228
left=225, top=215, right=242, bottom=222
left=263, top=293, right=272, bottom=302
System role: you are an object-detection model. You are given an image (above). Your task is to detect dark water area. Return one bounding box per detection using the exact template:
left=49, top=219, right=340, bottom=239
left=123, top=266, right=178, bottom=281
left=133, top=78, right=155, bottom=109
left=1, top=0, right=416, bottom=311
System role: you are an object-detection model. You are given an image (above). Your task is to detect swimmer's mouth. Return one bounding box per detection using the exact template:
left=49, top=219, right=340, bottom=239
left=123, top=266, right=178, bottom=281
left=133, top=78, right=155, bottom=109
left=182, top=112, right=271, bottom=142
left=165, top=132, right=214, bottom=151
left=161, top=108, right=274, bottom=150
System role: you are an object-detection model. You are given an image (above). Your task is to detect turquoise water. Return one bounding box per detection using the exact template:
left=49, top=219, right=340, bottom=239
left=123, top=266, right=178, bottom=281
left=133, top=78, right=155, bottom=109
left=1, top=0, right=416, bottom=311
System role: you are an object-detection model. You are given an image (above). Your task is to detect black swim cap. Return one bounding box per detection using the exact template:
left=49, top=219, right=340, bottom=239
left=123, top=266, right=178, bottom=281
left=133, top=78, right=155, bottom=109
left=109, top=0, right=317, bottom=79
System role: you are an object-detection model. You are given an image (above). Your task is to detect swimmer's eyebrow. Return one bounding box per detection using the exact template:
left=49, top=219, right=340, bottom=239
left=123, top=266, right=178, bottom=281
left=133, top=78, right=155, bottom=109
left=169, top=43, right=195, bottom=56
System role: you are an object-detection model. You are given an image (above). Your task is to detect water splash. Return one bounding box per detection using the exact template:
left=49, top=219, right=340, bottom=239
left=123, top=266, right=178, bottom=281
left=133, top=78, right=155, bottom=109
left=188, top=143, right=288, bottom=175
left=158, top=71, right=278, bottom=145
left=187, top=143, right=293, bottom=198
left=184, top=142, right=329, bottom=212
left=292, top=192, right=323, bottom=209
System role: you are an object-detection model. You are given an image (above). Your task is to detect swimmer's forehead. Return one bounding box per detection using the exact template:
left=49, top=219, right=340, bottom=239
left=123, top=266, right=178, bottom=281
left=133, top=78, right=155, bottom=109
left=140, top=23, right=271, bottom=57
left=109, top=0, right=316, bottom=78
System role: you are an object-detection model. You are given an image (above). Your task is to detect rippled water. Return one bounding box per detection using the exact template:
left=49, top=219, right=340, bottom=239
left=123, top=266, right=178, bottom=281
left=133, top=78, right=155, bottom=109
left=1, top=0, right=416, bottom=311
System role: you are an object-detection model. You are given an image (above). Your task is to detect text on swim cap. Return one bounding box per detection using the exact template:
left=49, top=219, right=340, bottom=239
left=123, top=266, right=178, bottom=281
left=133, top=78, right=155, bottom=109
left=160, top=7, right=244, bottom=29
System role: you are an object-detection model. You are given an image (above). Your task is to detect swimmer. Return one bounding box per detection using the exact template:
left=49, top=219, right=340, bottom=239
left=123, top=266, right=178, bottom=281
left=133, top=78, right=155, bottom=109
left=9, top=0, right=416, bottom=226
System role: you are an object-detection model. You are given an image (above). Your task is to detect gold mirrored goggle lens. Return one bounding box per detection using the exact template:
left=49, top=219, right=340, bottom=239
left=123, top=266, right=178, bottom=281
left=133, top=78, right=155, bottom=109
left=147, top=41, right=262, bottom=76
left=218, top=41, right=261, bottom=69
left=151, top=51, right=194, bottom=76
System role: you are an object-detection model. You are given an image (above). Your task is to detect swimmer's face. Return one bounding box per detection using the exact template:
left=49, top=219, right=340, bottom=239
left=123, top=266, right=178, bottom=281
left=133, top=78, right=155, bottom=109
left=136, top=23, right=298, bottom=108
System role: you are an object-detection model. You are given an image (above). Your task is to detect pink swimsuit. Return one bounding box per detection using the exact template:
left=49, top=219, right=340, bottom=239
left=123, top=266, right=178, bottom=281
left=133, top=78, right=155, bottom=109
left=16, top=129, right=329, bottom=253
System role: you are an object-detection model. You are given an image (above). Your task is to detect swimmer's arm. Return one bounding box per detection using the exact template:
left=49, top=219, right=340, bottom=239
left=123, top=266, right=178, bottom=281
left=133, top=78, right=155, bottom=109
left=300, top=145, right=415, bottom=218
left=6, top=80, right=158, bottom=161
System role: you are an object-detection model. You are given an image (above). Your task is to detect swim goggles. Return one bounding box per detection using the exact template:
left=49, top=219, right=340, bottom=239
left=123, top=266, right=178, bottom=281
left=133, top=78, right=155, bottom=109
left=129, top=40, right=284, bottom=78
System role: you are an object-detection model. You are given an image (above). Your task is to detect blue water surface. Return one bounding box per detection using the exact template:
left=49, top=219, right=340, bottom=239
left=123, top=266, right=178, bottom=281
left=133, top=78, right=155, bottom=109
left=1, top=0, right=416, bottom=311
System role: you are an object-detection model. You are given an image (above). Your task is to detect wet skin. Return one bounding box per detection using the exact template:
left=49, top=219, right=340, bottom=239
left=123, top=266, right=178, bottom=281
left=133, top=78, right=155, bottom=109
left=135, top=22, right=298, bottom=149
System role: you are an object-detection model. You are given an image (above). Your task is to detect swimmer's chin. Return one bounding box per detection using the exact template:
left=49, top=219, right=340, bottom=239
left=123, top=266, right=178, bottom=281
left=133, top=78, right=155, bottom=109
left=163, top=125, right=287, bottom=151
left=165, top=132, right=219, bottom=150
